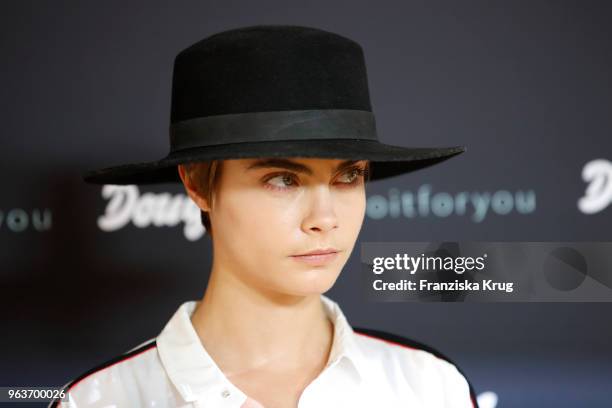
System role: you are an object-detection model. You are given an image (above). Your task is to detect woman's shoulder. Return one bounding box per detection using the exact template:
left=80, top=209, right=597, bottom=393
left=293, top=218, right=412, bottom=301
left=48, top=338, right=170, bottom=407
left=352, top=327, right=478, bottom=408
left=352, top=327, right=462, bottom=366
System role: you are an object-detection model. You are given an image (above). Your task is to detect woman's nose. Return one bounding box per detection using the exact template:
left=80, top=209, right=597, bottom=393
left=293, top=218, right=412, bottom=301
left=300, top=186, right=338, bottom=233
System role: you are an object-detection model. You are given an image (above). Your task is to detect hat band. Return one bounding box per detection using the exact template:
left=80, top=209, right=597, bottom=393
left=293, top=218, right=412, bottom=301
left=169, top=109, right=377, bottom=152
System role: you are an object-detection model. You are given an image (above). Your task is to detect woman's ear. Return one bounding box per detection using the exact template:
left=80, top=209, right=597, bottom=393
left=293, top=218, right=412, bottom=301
left=178, top=164, right=211, bottom=212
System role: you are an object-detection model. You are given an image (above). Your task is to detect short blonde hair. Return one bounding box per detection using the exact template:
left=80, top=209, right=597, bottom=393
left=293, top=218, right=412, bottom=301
left=182, top=160, right=222, bottom=237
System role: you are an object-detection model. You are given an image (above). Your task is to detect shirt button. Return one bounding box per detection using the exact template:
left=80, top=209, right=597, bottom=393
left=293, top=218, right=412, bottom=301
left=221, top=389, right=231, bottom=398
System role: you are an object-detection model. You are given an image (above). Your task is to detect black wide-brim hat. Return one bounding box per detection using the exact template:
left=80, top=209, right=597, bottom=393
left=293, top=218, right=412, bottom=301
left=83, top=25, right=465, bottom=185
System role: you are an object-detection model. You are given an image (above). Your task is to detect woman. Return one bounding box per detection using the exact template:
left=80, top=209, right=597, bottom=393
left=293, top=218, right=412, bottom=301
left=52, top=25, right=477, bottom=407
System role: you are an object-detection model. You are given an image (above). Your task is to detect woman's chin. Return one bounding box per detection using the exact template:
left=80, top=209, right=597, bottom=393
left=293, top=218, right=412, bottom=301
left=281, top=272, right=340, bottom=296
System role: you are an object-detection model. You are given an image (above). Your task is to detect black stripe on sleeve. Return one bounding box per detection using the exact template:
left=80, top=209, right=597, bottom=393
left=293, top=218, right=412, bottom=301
left=48, top=339, right=157, bottom=408
left=353, top=327, right=479, bottom=408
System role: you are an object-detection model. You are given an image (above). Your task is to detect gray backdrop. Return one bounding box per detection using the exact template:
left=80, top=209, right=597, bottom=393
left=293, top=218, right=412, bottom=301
left=2, top=1, right=611, bottom=407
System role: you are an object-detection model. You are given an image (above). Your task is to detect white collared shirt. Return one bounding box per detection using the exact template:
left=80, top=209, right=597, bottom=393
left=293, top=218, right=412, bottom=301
left=51, top=295, right=477, bottom=407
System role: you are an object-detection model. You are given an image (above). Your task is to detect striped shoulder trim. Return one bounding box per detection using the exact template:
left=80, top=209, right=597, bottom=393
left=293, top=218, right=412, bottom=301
left=49, top=339, right=157, bottom=408
left=352, top=327, right=479, bottom=408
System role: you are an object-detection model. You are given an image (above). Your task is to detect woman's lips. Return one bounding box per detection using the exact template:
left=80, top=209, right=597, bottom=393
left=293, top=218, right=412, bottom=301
left=290, top=251, right=339, bottom=266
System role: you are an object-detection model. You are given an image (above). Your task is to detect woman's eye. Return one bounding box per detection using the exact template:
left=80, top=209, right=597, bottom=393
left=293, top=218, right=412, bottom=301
left=340, top=170, right=357, bottom=183
left=264, top=167, right=366, bottom=192
left=338, top=168, right=365, bottom=184
left=266, top=174, right=296, bottom=189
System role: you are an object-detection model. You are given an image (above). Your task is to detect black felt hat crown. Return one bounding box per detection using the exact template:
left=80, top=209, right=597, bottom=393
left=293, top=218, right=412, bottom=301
left=83, top=24, right=465, bottom=185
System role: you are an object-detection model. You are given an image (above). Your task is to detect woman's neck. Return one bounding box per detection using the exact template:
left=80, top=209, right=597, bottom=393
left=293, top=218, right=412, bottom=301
left=190, top=267, right=334, bottom=376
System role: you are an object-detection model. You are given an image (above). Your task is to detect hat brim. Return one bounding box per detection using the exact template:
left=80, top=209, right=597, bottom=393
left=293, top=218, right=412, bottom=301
left=82, top=139, right=465, bottom=185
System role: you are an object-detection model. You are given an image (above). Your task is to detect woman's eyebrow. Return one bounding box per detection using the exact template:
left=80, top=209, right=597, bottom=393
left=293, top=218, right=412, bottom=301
left=245, top=159, right=364, bottom=175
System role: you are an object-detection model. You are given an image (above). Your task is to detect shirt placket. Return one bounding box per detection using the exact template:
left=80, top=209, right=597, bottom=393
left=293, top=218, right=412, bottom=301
left=296, top=356, right=358, bottom=408
left=192, top=381, right=248, bottom=408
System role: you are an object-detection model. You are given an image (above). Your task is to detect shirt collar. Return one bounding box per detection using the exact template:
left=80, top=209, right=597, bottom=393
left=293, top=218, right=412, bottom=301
left=320, top=295, right=368, bottom=382
left=156, top=294, right=367, bottom=403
